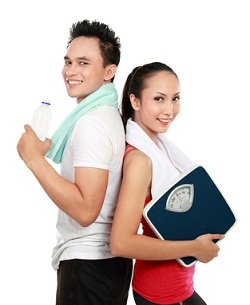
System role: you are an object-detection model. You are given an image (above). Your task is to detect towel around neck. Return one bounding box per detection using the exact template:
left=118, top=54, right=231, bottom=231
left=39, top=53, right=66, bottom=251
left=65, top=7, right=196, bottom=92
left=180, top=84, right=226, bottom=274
left=46, top=83, right=118, bottom=164
left=125, top=118, right=194, bottom=198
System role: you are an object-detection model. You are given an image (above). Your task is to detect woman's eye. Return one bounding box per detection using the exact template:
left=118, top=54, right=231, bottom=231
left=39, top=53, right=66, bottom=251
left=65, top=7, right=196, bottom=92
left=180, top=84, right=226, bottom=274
left=155, top=97, right=164, bottom=102
left=173, top=96, right=181, bottom=103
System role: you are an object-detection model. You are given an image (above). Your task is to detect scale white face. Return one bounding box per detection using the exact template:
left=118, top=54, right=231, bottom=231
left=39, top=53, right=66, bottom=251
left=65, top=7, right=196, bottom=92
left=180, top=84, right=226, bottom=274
left=165, top=184, right=194, bottom=212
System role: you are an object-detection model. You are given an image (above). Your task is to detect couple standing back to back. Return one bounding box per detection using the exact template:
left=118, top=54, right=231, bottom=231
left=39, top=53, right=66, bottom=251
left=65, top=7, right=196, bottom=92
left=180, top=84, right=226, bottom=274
left=17, top=19, right=223, bottom=305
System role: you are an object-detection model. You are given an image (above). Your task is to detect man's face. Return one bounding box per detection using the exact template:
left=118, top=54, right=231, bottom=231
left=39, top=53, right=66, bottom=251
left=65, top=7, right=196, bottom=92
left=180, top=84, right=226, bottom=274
left=62, top=36, right=110, bottom=103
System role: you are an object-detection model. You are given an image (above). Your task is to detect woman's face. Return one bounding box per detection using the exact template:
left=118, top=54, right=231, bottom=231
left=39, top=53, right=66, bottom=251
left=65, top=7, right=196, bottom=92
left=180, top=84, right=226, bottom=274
left=132, top=71, right=181, bottom=141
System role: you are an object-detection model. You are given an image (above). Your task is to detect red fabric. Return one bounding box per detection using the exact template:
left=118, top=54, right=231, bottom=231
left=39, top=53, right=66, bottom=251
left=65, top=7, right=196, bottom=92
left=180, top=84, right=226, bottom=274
left=124, top=144, right=195, bottom=304
left=123, top=144, right=137, bottom=159
left=132, top=194, right=195, bottom=304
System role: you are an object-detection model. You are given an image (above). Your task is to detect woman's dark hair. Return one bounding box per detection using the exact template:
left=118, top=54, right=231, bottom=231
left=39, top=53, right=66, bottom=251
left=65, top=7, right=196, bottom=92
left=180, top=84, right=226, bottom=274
left=68, top=19, right=121, bottom=82
left=121, top=62, right=178, bottom=127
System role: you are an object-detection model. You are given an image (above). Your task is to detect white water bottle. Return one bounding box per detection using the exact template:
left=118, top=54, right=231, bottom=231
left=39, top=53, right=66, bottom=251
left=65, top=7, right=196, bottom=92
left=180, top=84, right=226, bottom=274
left=32, top=100, right=52, bottom=140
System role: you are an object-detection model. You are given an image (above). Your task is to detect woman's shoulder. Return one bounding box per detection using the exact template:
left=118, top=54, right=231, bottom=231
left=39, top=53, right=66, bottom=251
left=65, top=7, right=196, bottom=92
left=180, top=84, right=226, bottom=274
left=123, top=145, right=152, bottom=188
left=124, top=144, right=151, bottom=168
left=124, top=144, right=137, bottom=158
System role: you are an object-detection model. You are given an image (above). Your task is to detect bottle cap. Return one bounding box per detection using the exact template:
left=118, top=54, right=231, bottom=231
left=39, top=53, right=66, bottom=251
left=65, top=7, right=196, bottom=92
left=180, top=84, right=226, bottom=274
left=41, top=100, right=51, bottom=106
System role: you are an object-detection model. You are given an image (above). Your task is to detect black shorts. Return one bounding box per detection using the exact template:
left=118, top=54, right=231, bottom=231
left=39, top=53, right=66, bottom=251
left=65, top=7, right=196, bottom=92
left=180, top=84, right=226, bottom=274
left=133, top=290, right=207, bottom=305
left=56, top=257, right=133, bottom=305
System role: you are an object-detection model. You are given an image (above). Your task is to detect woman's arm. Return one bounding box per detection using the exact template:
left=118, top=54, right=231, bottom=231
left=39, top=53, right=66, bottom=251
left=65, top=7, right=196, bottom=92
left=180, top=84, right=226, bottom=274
left=110, top=149, right=223, bottom=263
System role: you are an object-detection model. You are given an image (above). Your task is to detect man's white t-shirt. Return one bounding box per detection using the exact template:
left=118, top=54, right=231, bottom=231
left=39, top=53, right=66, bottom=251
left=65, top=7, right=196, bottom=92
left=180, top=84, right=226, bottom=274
left=51, top=106, right=125, bottom=270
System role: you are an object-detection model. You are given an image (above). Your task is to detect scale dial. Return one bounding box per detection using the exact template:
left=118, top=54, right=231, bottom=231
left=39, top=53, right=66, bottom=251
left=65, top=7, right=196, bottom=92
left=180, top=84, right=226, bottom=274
left=166, top=184, right=194, bottom=212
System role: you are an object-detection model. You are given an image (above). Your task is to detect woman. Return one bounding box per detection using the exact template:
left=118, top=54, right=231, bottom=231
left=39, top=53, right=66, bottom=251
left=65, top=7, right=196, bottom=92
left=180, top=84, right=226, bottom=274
left=111, top=62, right=224, bottom=305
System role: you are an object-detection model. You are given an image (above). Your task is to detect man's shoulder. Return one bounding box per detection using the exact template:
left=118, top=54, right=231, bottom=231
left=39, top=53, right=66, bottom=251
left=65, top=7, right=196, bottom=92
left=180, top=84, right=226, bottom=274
left=74, top=107, right=124, bottom=142
left=79, top=106, right=121, bottom=123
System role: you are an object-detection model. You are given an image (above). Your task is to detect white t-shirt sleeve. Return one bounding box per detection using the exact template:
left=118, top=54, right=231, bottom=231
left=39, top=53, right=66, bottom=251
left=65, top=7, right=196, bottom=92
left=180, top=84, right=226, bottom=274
left=70, top=115, right=113, bottom=169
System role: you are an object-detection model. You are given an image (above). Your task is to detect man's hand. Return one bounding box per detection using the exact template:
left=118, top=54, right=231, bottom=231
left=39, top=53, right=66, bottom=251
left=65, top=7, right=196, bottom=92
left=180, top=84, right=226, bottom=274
left=17, top=124, right=51, bottom=168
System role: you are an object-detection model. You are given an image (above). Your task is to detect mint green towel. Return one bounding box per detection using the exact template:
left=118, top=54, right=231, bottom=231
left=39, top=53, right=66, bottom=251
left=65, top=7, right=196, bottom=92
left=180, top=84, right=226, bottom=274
left=46, top=83, right=118, bottom=164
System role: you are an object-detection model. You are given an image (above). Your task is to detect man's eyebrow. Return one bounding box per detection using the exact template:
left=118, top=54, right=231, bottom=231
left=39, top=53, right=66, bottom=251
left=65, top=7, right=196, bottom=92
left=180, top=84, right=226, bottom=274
left=63, top=56, right=90, bottom=61
left=77, top=56, right=90, bottom=61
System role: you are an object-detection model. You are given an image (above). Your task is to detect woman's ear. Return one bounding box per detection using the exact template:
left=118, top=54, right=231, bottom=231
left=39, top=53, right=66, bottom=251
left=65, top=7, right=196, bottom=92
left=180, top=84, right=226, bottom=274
left=130, top=94, right=141, bottom=111
left=104, top=64, right=117, bottom=81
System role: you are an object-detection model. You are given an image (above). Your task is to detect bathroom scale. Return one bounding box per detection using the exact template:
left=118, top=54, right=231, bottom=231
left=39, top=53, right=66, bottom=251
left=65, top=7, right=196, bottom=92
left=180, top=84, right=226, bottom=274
left=143, top=165, right=236, bottom=267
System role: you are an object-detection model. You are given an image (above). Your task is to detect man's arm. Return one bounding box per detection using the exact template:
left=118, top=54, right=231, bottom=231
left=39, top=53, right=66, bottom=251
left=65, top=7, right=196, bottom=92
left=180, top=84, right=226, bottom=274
left=17, top=124, right=108, bottom=226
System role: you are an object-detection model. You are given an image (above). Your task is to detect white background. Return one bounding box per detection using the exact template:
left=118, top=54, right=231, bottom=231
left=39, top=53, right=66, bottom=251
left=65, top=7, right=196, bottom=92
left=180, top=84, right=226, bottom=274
left=1, top=0, right=249, bottom=304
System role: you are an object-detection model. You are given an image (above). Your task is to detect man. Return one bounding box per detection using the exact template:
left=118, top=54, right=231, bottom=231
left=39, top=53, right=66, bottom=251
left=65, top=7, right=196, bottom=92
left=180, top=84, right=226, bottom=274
left=17, top=19, right=132, bottom=305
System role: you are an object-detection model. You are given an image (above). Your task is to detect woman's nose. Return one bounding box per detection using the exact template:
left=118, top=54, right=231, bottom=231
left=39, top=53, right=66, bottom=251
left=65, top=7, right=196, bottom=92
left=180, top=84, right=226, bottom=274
left=164, top=102, right=174, bottom=117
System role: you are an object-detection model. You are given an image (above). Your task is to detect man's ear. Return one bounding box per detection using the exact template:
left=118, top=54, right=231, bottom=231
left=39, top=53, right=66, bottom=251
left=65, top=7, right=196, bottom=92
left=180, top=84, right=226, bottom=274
left=130, top=94, right=141, bottom=111
left=104, top=64, right=117, bottom=81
